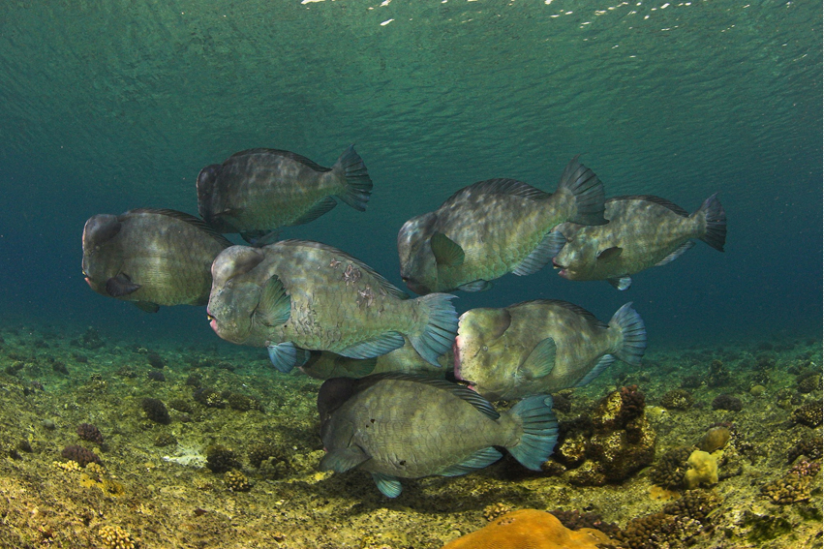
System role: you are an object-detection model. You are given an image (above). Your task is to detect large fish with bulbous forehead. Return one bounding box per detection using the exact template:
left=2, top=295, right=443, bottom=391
left=197, top=146, right=372, bottom=245
left=207, top=240, right=458, bottom=373
left=300, top=339, right=453, bottom=380
left=454, top=300, right=646, bottom=401
left=552, top=194, right=727, bottom=290
left=81, top=209, right=232, bottom=312
left=397, top=156, right=607, bottom=295
left=318, top=374, right=558, bottom=497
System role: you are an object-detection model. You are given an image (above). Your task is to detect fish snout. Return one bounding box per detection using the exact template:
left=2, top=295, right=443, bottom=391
left=552, top=257, right=570, bottom=278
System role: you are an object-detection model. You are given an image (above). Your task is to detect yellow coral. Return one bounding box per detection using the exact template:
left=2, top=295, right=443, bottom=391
left=684, top=450, right=718, bottom=489
left=98, top=525, right=136, bottom=549
left=441, top=509, right=613, bottom=548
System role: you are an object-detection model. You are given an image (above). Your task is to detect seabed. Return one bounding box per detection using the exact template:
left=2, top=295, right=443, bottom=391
left=0, top=324, right=821, bottom=548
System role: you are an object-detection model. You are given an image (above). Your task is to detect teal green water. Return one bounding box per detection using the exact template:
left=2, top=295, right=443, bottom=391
left=0, top=1, right=820, bottom=345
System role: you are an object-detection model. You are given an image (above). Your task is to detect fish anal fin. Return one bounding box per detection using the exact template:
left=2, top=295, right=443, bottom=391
left=371, top=472, right=402, bottom=498
left=607, top=276, right=632, bottom=291
left=440, top=447, right=503, bottom=477
left=654, top=241, right=695, bottom=267
left=291, top=197, right=337, bottom=226
left=338, top=332, right=405, bottom=359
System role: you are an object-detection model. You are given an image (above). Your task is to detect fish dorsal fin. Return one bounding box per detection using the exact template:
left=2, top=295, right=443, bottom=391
left=655, top=241, right=696, bottom=267
left=125, top=208, right=233, bottom=247
left=610, top=195, right=690, bottom=217
left=364, top=374, right=501, bottom=420
left=431, top=232, right=465, bottom=267
left=597, top=246, right=623, bottom=261
left=319, top=446, right=370, bottom=473
left=511, top=300, right=608, bottom=328
left=228, top=148, right=331, bottom=172
left=461, top=178, right=547, bottom=199
left=520, top=337, right=557, bottom=380
left=255, top=275, right=291, bottom=327
left=275, top=240, right=409, bottom=300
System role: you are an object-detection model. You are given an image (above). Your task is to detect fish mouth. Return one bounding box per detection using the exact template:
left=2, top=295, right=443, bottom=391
left=552, top=258, right=570, bottom=278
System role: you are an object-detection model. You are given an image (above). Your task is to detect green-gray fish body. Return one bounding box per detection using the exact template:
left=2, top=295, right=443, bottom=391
left=207, top=240, right=458, bottom=372
left=553, top=194, right=727, bottom=290
left=301, top=339, right=452, bottom=380
left=454, top=301, right=646, bottom=401
left=81, top=209, right=232, bottom=312
left=197, top=146, right=372, bottom=244
left=397, top=156, right=606, bottom=294
left=318, top=374, right=558, bottom=497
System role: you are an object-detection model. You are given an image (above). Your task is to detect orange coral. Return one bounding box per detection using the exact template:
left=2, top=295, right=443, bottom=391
left=441, top=509, right=614, bottom=549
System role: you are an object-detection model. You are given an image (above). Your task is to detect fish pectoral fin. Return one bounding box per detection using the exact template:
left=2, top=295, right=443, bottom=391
left=105, top=274, right=140, bottom=297
left=292, top=196, right=337, bottom=226
left=458, top=280, right=492, bottom=292
left=132, top=301, right=160, bottom=313
left=520, top=337, right=557, bottom=380
left=256, top=275, right=291, bottom=327
left=430, top=232, right=465, bottom=267
left=338, top=332, right=405, bottom=359
left=319, top=446, right=370, bottom=473
left=513, top=230, right=567, bottom=276
left=597, top=246, right=623, bottom=261
left=607, top=276, right=632, bottom=291
left=371, top=473, right=402, bottom=498
left=440, top=447, right=503, bottom=477
left=267, top=342, right=310, bottom=373
left=654, top=241, right=696, bottom=267
left=575, top=354, right=615, bottom=387
left=241, top=230, right=279, bottom=247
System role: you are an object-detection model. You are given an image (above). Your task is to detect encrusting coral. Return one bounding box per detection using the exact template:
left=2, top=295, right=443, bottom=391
left=440, top=509, right=614, bottom=548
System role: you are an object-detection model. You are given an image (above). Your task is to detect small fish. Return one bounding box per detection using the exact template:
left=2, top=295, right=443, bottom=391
left=318, top=374, right=558, bottom=497
left=454, top=300, right=646, bottom=401
left=197, top=146, right=373, bottom=245
left=552, top=194, right=727, bottom=290
left=207, top=240, right=458, bottom=372
left=81, top=209, right=232, bottom=312
left=301, top=338, right=453, bottom=380
left=397, top=156, right=607, bottom=294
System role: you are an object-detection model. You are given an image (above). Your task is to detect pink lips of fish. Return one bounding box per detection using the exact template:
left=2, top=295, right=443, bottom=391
left=552, top=257, right=570, bottom=279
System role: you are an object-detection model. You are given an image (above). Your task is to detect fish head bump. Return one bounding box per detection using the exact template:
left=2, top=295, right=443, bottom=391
left=397, top=213, right=438, bottom=295
left=207, top=246, right=267, bottom=344
left=454, top=308, right=511, bottom=389
left=81, top=214, right=123, bottom=293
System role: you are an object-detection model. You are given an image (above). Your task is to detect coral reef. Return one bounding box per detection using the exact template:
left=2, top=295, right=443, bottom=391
left=615, top=490, right=721, bottom=549
left=550, top=386, right=656, bottom=486
left=761, top=459, right=822, bottom=504
left=441, top=509, right=614, bottom=548
left=76, top=422, right=104, bottom=445
left=650, top=446, right=694, bottom=489
left=225, top=469, right=251, bottom=492
left=698, top=425, right=730, bottom=453
left=711, top=393, right=743, bottom=412
left=791, top=402, right=823, bottom=427
left=206, top=444, right=241, bottom=473
left=660, top=389, right=694, bottom=410
left=61, top=445, right=102, bottom=467
left=140, top=397, right=170, bottom=424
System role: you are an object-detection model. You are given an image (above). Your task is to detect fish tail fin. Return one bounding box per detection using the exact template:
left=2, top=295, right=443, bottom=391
left=506, top=395, right=558, bottom=471
left=334, top=145, right=373, bottom=212
left=696, top=192, right=726, bottom=252
left=408, top=293, right=458, bottom=366
left=556, top=155, right=608, bottom=226
left=609, top=302, right=647, bottom=366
